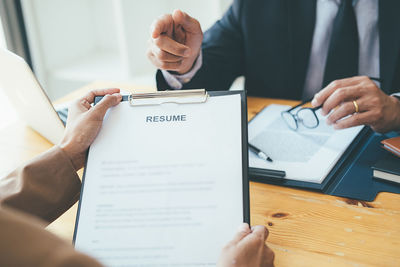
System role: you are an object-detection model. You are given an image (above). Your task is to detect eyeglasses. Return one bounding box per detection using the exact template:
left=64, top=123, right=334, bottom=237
left=281, top=98, right=322, bottom=131
left=281, top=77, right=383, bottom=131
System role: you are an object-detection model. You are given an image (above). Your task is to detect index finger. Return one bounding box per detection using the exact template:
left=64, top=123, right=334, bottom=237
left=311, top=77, right=361, bottom=107
left=153, top=35, right=190, bottom=57
left=82, top=88, right=121, bottom=104
left=151, top=14, right=173, bottom=39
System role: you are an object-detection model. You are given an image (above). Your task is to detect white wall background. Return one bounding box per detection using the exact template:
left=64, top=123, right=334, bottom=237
left=0, top=16, right=18, bottom=130
left=21, top=0, right=233, bottom=100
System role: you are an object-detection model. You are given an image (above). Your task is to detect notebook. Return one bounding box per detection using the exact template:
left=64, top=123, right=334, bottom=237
left=372, top=154, right=400, bottom=184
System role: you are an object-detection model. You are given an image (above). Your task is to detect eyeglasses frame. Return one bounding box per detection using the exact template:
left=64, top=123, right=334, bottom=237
left=281, top=98, right=322, bottom=130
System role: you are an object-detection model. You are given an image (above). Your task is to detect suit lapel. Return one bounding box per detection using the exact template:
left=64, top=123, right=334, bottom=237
left=287, top=0, right=317, bottom=99
left=379, top=0, right=400, bottom=93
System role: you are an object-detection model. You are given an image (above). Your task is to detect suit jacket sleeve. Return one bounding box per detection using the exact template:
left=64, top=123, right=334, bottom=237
left=0, top=146, right=81, bottom=223
left=0, top=206, right=103, bottom=267
left=157, top=0, right=245, bottom=91
left=0, top=147, right=104, bottom=266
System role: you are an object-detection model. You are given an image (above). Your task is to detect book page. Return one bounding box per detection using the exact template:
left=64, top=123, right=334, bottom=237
left=74, top=94, right=245, bottom=266
left=249, top=104, right=363, bottom=183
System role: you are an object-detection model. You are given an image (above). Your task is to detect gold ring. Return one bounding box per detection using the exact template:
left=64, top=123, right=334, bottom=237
left=353, top=100, right=359, bottom=113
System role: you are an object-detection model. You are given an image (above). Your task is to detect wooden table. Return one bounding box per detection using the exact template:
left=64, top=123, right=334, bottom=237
left=1, top=81, right=399, bottom=267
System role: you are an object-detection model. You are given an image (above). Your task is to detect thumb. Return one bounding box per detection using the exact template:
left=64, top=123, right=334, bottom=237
left=240, top=225, right=269, bottom=245
left=172, top=10, right=201, bottom=33
left=91, top=93, right=122, bottom=120
left=230, top=223, right=252, bottom=244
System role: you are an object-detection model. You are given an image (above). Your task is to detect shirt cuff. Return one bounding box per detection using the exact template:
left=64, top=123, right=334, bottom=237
left=392, top=92, right=400, bottom=97
left=161, top=51, right=203, bottom=89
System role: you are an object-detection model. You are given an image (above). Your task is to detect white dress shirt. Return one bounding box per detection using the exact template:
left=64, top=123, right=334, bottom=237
left=303, top=0, right=379, bottom=98
left=163, top=0, right=380, bottom=98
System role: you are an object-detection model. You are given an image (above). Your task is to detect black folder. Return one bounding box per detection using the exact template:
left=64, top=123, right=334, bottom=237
left=250, top=128, right=400, bottom=201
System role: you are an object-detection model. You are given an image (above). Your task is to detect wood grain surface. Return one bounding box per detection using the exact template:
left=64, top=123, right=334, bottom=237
left=0, top=83, right=399, bottom=266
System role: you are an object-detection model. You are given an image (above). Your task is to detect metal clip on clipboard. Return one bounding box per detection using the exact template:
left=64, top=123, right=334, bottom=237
left=128, top=89, right=209, bottom=106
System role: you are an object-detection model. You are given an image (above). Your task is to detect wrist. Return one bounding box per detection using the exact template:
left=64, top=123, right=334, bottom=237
left=59, top=143, right=86, bottom=171
left=389, top=95, right=400, bottom=131
left=176, top=52, right=201, bottom=75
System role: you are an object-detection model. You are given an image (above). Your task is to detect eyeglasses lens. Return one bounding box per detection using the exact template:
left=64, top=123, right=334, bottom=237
left=297, top=108, right=318, bottom=128
left=281, top=112, right=297, bottom=130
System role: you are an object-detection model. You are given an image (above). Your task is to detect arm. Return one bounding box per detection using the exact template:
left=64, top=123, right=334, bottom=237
left=0, top=88, right=122, bottom=267
left=0, top=146, right=81, bottom=223
left=0, top=89, right=122, bottom=223
left=0, top=207, right=104, bottom=267
left=148, top=1, right=245, bottom=91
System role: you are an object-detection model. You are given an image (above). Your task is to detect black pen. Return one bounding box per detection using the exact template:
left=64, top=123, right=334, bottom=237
left=248, top=143, right=273, bottom=162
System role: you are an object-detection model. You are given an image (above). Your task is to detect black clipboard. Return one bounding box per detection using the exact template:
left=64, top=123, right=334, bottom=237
left=72, top=90, right=250, bottom=246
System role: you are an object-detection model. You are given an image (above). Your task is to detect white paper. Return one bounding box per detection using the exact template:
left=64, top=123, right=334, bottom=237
left=249, top=104, right=363, bottom=183
left=74, top=94, right=244, bottom=266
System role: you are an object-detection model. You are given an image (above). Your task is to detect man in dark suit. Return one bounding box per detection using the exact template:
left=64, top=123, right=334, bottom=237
left=147, top=0, right=400, bottom=133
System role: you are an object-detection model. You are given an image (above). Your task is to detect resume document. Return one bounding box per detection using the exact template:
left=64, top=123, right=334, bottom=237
left=74, top=94, right=246, bottom=266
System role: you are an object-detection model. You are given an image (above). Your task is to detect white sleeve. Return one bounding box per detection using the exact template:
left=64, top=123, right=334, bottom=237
left=392, top=92, right=400, bottom=97
left=161, top=51, right=203, bottom=89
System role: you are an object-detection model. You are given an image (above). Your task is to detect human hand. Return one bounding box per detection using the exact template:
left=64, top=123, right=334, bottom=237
left=311, top=76, right=400, bottom=133
left=147, top=9, right=203, bottom=74
left=59, top=88, right=122, bottom=170
left=217, top=223, right=274, bottom=267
